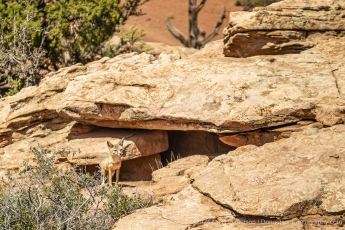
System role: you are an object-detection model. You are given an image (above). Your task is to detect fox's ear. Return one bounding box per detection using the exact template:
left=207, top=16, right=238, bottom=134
left=119, top=137, right=125, bottom=146
left=107, top=141, right=114, bottom=148
left=123, top=143, right=131, bottom=150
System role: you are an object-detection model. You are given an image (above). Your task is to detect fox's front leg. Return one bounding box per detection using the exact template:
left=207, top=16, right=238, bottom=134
left=116, top=168, right=120, bottom=185
left=108, top=168, right=113, bottom=186
left=101, top=170, right=106, bottom=186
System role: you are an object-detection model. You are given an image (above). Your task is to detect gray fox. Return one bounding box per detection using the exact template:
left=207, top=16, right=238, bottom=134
left=99, top=138, right=130, bottom=186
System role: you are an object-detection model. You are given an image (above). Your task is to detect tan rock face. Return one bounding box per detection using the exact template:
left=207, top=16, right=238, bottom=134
left=163, top=131, right=235, bottom=160
left=113, top=186, right=234, bottom=230
left=120, top=153, right=161, bottom=181
left=223, top=0, right=345, bottom=57
left=152, top=155, right=210, bottom=182
left=66, top=128, right=168, bottom=165
left=0, top=122, right=168, bottom=178
left=192, top=124, right=345, bottom=219
left=1, top=35, right=345, bottom=137
left=219, top=121, right=316, bottom=147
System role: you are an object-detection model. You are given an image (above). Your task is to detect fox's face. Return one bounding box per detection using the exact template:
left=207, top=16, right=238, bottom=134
left=107, top=138, right=130, bottom=156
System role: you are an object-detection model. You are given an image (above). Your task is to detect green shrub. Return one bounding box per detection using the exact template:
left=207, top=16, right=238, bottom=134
left=235, top=0, right=282, bottom=11
left=0, top=145, right=151, bottom=229
left=115, top=24, right=146, bottom=55
left=0, top=0, right=146, bottom=95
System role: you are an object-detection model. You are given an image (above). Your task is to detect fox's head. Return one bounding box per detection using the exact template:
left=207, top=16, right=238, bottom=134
left=107, top=138, right=131, bottom=156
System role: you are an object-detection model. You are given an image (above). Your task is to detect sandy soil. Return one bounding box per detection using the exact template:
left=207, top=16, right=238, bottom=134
left=122, top=0, right=243, bottom=46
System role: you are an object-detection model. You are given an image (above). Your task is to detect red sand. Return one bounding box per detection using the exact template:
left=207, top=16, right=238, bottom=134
left=122, top=0, right=243, bottom=46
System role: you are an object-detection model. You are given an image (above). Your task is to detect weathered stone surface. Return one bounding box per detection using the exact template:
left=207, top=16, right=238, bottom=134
left=145, top=41, right=198, bottom=60
left=1, top=36, right=345, bottom=135
left=223, top=0, right=345, bottom=57
left=113, top=186, right=234, bottom=230
left=123, top=176, right=190, bottom=202
left=0, top=122, right=168, bottom=178
left=122, top=155, right=210, bottom=202
left=120, top=153, right=161, bottom=181
left=189, top=220, right=303, bottom=230
left=152, top=155, right=210, bottom=182
left=224, top=30, right=315, bottom=57
left=192, top=124, right=345, bottom=219
left=66, top=128, right=168, bottom=165
left=163, top=131, right=234, bottom=160
left=219, top=121, right=316, bottom=147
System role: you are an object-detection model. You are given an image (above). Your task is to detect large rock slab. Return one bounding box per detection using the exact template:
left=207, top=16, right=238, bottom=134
left=223, top=0, right=345, bottom=57
left=113, top=186, right=234, bottom=230
left=122, top=155, right=211, bottom=202
left=219, top=121, right=317, bottom=147
left=189, top=220, right=303, bottom=230
left=1, top=37, right=345, bottom=135
left=152, top=155, right=210, bottom=182
left=0, top=122, right=168, bottom=178
left=192, top=124, right=345, bottom=219
left=66, top=128, right=168, bottom=165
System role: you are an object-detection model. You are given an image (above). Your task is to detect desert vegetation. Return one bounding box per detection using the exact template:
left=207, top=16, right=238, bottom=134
left=165, top=0, right=226, bottom=49
left=0, top=146, right=151, bottom=229
left=0, top=0, right=147, bottom=96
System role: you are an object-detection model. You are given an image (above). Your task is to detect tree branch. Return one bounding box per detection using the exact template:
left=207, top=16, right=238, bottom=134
left=165, top=19, right=188, bottom=46
left=201, top=5, right=226, bottom=47
left=195, top=0, right=206, bottom=14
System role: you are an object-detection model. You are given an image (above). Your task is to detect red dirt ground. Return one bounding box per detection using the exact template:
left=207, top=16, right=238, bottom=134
left=122, top=0, right=243, bottom=46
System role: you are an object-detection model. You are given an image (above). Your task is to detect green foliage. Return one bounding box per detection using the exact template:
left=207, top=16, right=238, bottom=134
left=102, top=24, right=146, bottom=57
left=235, top=0, right=282, bottom=11
left=167, top=13, right=175, bottom=20
left=5, top=78, right=23, bottom=96
left=0, top=0, right=146, bottom=96
left=0, top=0, right=141, bottom=65
left=117, top=24, right=146, bottom=53
left=0, top=146, right=151, bottom=229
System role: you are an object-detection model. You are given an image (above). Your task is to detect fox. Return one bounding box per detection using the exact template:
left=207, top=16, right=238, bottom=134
left=99, top=138, right=131, bottom=186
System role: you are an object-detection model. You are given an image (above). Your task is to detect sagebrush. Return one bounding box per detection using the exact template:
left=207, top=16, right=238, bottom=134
left=0, top=146, right=151, bottom=230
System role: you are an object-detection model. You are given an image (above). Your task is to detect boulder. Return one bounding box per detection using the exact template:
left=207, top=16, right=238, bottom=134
left=0, top=122, right=168, bottom=178
left=189, top=220, right=303, bottom=230
left=223, top=0, right=345, bottom=57
left=152, top=155, right=210, bottom=182
left=192, top=124, right=345, bottom=219
left=1, top=35, right=345, bottom=136
left=122, top=176, right=190, bottom=203
left=122, top=155, right=211, bottom=201
left=113, top=186, right=234, bottom=230
left=66, top=128, right=168, bottom=165
left=219, top=121, right=317, bottom=147
left=120, top=153, right=161, bottom=181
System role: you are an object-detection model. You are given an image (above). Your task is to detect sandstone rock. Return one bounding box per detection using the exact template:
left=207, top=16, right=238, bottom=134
left=223, top=0, right=345, bottom=57
left=66, top=128, right=168, bottom=165
left=122, top=155, right=210, bottom=202
left=192, top=124, right=345, bottom=219
left=163, top=131, right=235, bottom=160
left=113, top=186, right=234, bottom=230
left=219, top=121, right=316, bottom=147
left=120, top=153, right=161, bottom=181
left=152, top=155, right=210, bottom=182
left=122, top=176, right=190, bottom=202
left=189, top=219, right=303, bottom=230
left=1, top=36, right=345, bottom=134
left=0, top=122, right=168, bottom=179
left=145, top=41, right=198, bottom=59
